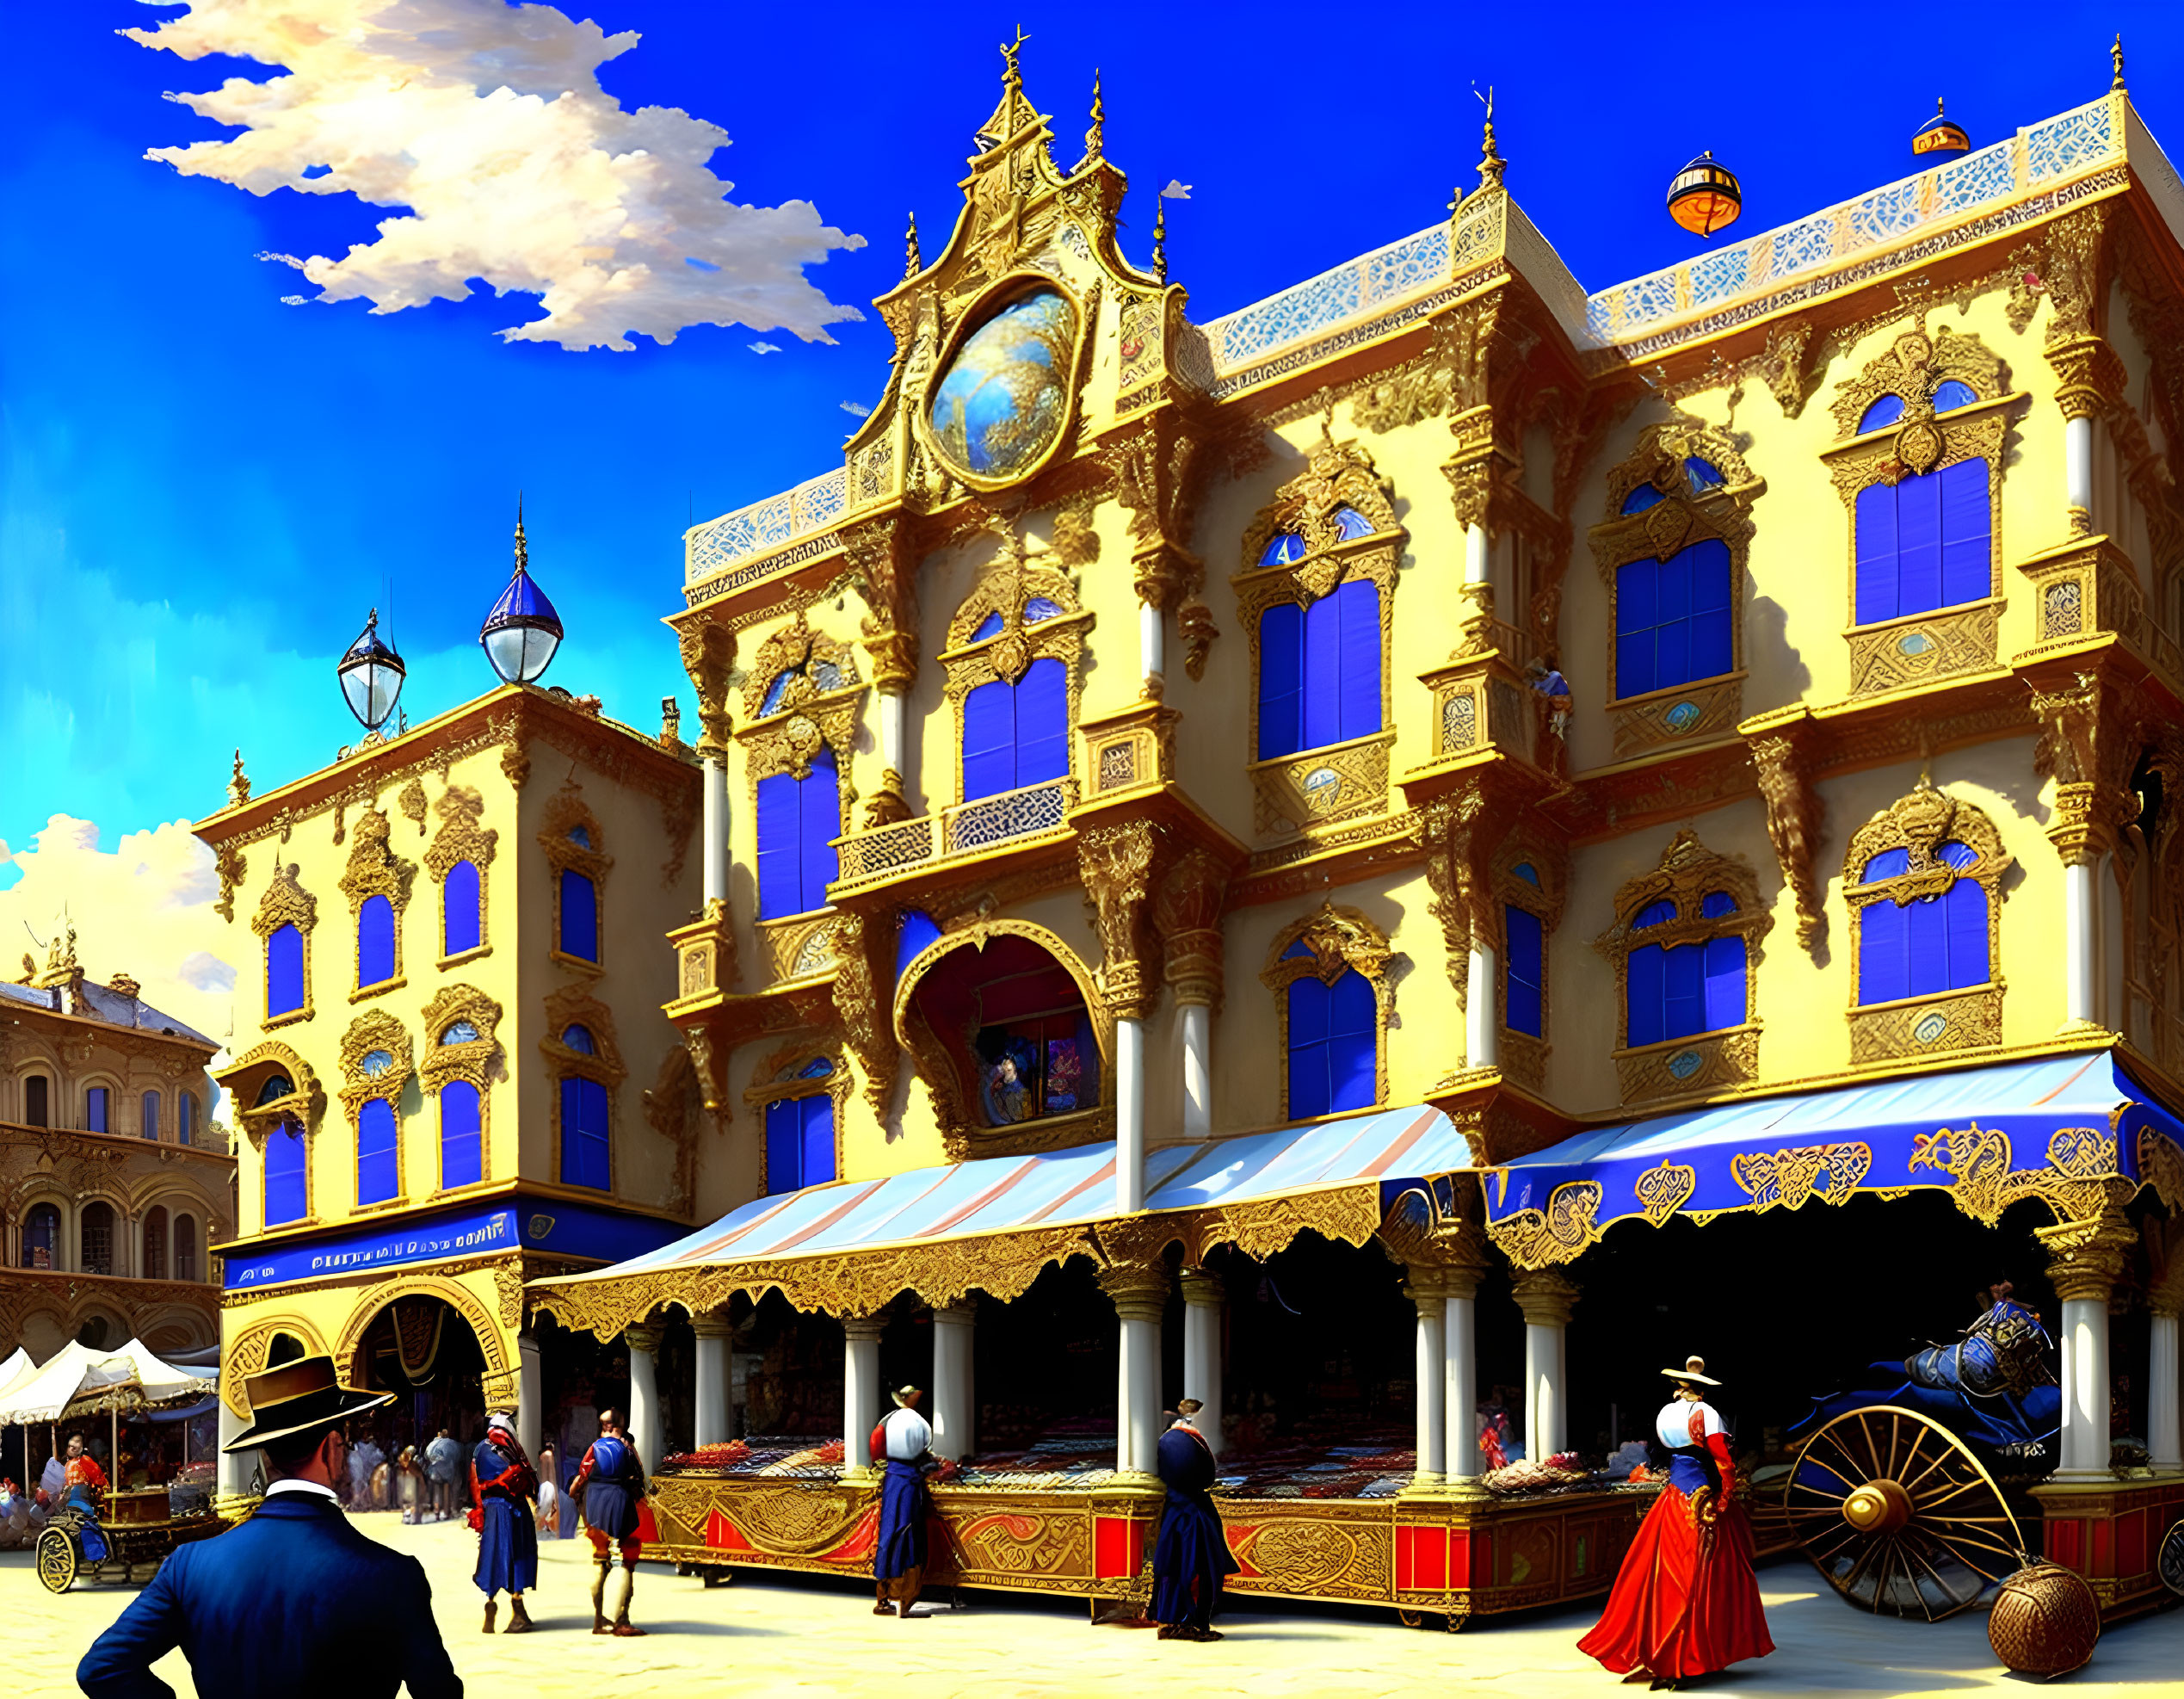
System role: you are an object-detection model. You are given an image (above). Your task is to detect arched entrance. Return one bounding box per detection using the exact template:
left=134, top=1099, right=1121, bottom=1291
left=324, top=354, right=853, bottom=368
left=339, top=1289, right=505, bottom=1480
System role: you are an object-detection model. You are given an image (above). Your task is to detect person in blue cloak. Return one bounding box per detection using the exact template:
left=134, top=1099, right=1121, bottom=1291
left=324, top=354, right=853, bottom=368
left=1151, top=1398, right=1239, bottom=1642
left=471, top=1412, right=538, bottom=1634
left=871, top=1384, right=935, bottom=1619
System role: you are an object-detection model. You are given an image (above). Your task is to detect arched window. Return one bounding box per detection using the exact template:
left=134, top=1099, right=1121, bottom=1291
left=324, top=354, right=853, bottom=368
left=558, top=1024, right=610, bottom=1190
left=762, top=1058, right=838, bottom=1195
left=1853, top=460, right=1990, bottom=624
left=1256, top=579, right=1382, bottom=760
left=268, top=923, right=305, bottom=1017
left=356, top=1097, right=398, bottom=1206
left=21, top=1202, right=59, bottom=1269
left=256, top=1073, right=295, bottom=1107
left=85, top=1086, right=108, bottom=1134
left=963, top=659, right=1069, bottom=800
left=1615, top=541, right=1734, bottom=697
left=756, top=747, right=842, bottom=919
left=142, top=1208, right=168, bottom=1281
left=1504, top=902, right=1545, bottom=1040
left=264, top=1118, right=308, bottom=1226
left=1492, top=851, right=1564, bottom=1091
left=540, top=804, right=608, bottom=968
left=1262, top=904, right=1391, bottom=1122
left=1626, top=892, right=1749, bottom=1046
left=80, top=1202, right=115, bottom=1276
left=559, top=869, right=597, bottom=962
left=1855, top=843, right=1987, bottom=1000
left=443, top=859, right=482, bottom=958
left=357, top=893, right=396, bottom=988
left=175, top=1215, right=199, bottom=1283
left=141, top=1090, right=161, bottom=1141
left=23, top=1075, right=49, bottom=1128
left=178, top=1091, right=198, bottom=1146
left=439, top=1080, right=483, bottom=1190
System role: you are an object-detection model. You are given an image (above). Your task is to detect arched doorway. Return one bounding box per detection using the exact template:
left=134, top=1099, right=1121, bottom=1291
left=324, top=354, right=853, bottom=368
left=342, top=1293, right=497, bottom=1504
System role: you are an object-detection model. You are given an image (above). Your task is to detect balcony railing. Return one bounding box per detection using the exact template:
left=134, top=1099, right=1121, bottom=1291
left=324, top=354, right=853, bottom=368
left=832, top=776, right=1078, bottom=896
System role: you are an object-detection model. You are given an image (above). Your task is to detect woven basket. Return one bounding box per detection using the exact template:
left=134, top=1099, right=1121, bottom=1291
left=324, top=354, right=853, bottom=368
left=1987, top=1562, right=2100, bottom=1679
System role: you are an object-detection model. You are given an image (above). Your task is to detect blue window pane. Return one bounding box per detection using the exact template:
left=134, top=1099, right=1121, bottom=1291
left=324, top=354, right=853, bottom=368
left=1702, top=934, right=1747, bottom=1031
left=1512, top=862, right=1540, bottom=887
left=1301, top=589, right=1342, bottom=751
left=358, top=893, right=395, bottom=987
left=1258, top=602, right=1305, bottom=759
left=141, top=1093, right=159, bottom=1140
left=1260, top=532, right=1307, bottom=565
left=357, top=1097, right=398, bottom=1205
left=1632, top=899, right=1677, bottom=931
left=1860, top=897, right=1910, bottom=1004
left=1700, top=890, right=1738, bottom=919
left=1897, top=464, right=1944, bottom=614
left=1906, top=895, right=1952, bottom=998
left=756, top=769, right=801, bottom=919
left=1859, top=394, right=1907, bottom=432
left=765, top=1098, right=801, bottom=1195
left=1944, top=879, right=1990, bottom=989
left=800, top=1094, right=836, bottom=1186
left=963, top=677, right=1017, bottom=800
left=1504, top=906, right=1544, bottom=1037
left=443, top=859, right=481, bottom=956
left=1663, top=942, right=1706, bottom=1040
left=1937, top=840, right=1979, bottom=870
left=180, top=1093, right=196, bottom=1146
left=1940, top=459, right=1990, bottom=609
left=1287, top=976, right=1331, bottom=1120
left=898, top=910, right=941, bottom=976
left=561, top=1077, right=610, bottom=1191
left=1858, top=462, right=1990, bottom=624
left=440, top=1081, right=482, bottom=1190
left=759, top=670, right=795, bottom=715
left=567, top=825, right=591, bottom=849
left=86, top=1088, right=108, bottom=1134
left=797, top=1056, right=835, bottom=1078
left=268, top=924, right=305, bottom=1016
left=1016, top=658, right=1069, bottom=785
left=1854, top=482, right=1899, bottom=624
left=1024, top=596, right=1064, bottom=624
left=264, top=1121, right=307, bottom=1226
left=1627, top=943, right=1666, bottom=1047
left=560, top=869, right=598, bottom=961
left=1332, top=506, right=1375, bottom=539
left=799, top=748, right=842, bottom=913
left=1685, top=457, right=1724, bottom=491
left=1862, top=847, right=1911, bottom=882
left=561, top=1024, right=595, bottom=1054
left=1335, top=579, right=1382, bottom=743
left=1620, top=485, right=1665, bottom=515
left=973, top=611, right=1004, bottom=641
left=1933, top=380, right=1977, bottom=413
left=1616, top=541, right=1731, bottom=697
left=1325, top=967, right=1377, bottom=1112
left=1280, top=937, right=1314, bottom=960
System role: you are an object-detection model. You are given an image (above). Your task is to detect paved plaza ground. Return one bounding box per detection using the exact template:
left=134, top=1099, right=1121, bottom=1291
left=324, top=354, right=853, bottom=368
left=15, top=1511, right=2182, bottom=1696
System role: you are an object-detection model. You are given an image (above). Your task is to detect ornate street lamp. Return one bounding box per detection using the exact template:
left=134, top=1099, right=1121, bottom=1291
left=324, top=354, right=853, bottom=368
left=1666, top=151, right=1742, bottom=238
left=479, top=501, right=564, bottom=686
left=336, top=609, right=406, bottom=732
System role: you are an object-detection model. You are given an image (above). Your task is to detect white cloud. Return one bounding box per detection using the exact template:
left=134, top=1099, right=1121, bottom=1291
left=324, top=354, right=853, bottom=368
left=749, top=341, right=781, bottom=355
left=124, top=0, right=867, bottom=352
left=0, top=816, right=234, bottom=1047
left=839, top=400, right=871, bottom=417
left=1161, top=180, right=1192, bottom=200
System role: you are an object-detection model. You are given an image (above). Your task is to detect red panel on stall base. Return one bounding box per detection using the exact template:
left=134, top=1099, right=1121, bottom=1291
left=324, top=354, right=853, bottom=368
left=704, top=1510, right=752, bottom=1552
left=2045, top=1517, right=2082, bottom=1570
left=824, top=1507, right=880, bottom=1565
left=2090, top=1515, right=2113, bottom=1576
left=1395, top=1525, right=1448, bottom=1591
left=1094, top=1514, right=1145, bottom=1581
left=1225, top=1525, right=1264, bottom=1579
left=1455, top=1529, right=1478, bottom=1585
left=2117, top=1509, right=2147, bottom=1579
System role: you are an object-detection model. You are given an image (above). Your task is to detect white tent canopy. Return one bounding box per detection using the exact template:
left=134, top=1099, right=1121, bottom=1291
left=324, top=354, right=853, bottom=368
left=0, top=1350, right=32, bottom=1403
left=101, top=1340, right=213, bottom=1405
left=0, top=1343, right=139, bottom=1425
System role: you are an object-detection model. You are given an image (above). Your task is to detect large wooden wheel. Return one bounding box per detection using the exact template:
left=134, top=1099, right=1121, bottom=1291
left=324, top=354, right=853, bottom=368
left=1780, top=1405, right=2025, bottom=1621
left=35, top=1526, right=78, bottom=1594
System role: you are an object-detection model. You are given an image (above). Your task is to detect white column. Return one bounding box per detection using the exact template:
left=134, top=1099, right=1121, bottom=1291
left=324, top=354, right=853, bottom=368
left=1180, top=1270, right=1225, bottom=1460
left=1408, top=1271, right=1448, bottom=1488
left=700, top=754, right=728, bottom=905
left=693, top=1314, right=732, bottom=1449
left=842, top=1315, right=884, bottom=1481
left=1514, top=1271, right=1578, bottom=1463
left=1466, top=944, right=1498, bottom=1070
left=1139, top=600, right=1165, bottom=690
left=2058, top=1297, right=2109, bottom=1476
left=878, top=686, right=907, bottom=779
left=930, top=1305, right=976, bottom=1461
left=2064, top=858, right=2098, bottom=1028
left=1180, top=1003, right=1211, bottom=1141
left=127, top=1216, right=145, bottom=1280
left=625, top=1325, right=663, bottom=1476
left=2148, top=1307, right=2181, bottom=1474
left=1115, top=1016, right=1146, bottom=1214
left=1445, top=1262, right=1484, bottom=1483
left=1464, top=522, right=1489, bottom=586
left=2065, top=414, right=2094, bottom=526
left=1105, top=1271, right=1165, bottom=1480
left=516, top=1332, right=543, bottom=1467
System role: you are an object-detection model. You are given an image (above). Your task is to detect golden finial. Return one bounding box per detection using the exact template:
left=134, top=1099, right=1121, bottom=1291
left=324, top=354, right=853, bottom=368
left=1152, top=199, right=1168, bottom=284
left=2112, top=33, right=2126, bottom=92
left=1001, top=23, right=1029, bottom=94
left=513, top=493, right=528, bottom=571
left=1473, top=83, right=1506, bottom=194
left=1084, top=68, right=1105, bottom=164
left=904, top=211, right=921, bottom=280
left=228, top=749, right=251, bottom=807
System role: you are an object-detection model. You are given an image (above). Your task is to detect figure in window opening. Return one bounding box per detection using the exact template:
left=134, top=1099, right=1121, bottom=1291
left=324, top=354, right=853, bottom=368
left=1526, top=658, right=1571, bottom=775
left=980, top=1035, right=1039, bottom=1125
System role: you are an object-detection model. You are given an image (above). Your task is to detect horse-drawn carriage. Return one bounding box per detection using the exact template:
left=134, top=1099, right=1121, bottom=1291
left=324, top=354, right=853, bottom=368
left=34, top=1483, right=225, bottom=1592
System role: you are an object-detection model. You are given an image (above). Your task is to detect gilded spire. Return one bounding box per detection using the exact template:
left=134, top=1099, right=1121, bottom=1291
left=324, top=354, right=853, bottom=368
left=1084, top=67, right=1105, bottom=164
left=1473, top=83, right=1506, bottom=194
left=228, top=748, right=251, bottom=807
left=1002, top=23, right=1028, bottom=96
left=904, top=211, right=921, bottom=280
left=514, top=494, right=529, bottom=573
left=1152, top=199, right=1168, bottom=284
left=2112, top=33, right=2126, bottom=92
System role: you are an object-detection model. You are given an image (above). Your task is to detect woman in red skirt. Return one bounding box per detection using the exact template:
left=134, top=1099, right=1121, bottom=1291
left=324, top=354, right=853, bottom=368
left=1579, top=1356, right=1774, bottom=1689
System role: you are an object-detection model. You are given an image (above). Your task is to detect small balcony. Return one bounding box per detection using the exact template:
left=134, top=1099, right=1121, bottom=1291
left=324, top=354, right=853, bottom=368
left=830, top=775, right=1079, bottom=899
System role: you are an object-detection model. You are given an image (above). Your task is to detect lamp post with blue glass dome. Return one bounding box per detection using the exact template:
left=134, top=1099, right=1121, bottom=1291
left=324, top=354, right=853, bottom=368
left=479, top=501, right=565, bottom=687
left=336, top=609, right=405, bottom=733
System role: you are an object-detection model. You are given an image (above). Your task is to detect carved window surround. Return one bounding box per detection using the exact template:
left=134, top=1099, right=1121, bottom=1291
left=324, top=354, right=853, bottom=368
left=423, top=784, right=497, bottom=971
left=756, top=911, right=846, bottom=986
left=219, top=1042, right=324, bottom=1146
left=418, top=985, right=501, bottom=1197
left=742, top=1041, right=851, bottom=1198
left=1492, top=843, right=1565, bottom=1095
left=338, top=807, right=416, bottom=1004
left=1590, top=424, right=1762, bottom=760
left=735, top=683, right=866, bottom=812
left=938, top=559, right=1093, bottom=803
left=1081, top=700, right=1181, bottom=800
left=336, top=1008, right=415, bottom=1213
left=1594, top=830, right=1771, bottom=1107
left=1260, top=903, right=1397, bottom=1122
left=251, top=862, right=318, bottom=1031
left=538, top=787, right=612, bottom=979
left=1416, top=655, right=1530, bottom=766
left=1842, top=782, right=2011, bottom=1064
left=1822, top=327, right=2021, bottom=700
left=541, top=986, right=627, bottom=1194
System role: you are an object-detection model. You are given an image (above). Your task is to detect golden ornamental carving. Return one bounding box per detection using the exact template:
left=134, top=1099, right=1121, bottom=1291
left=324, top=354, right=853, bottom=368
left=541, top=983, right=628, bottom=1088
left=1730, top=1142, right=1872, bottom=1212
left=219, top=1315, right=332, bottom=1417
left=1600, top=422, right=1759, bottom=521
left=1376, top=1186, right=1490, bottom=1280
left=1746, top=726, right=1826, bottom=954
left=423, top=784, right=498, bottom=881
left=2034, top=204, right=2107, bottom=350
left=639, top=1044, right=706, bottom=1220
left=1511, top=1267, right=1582, bottom=1328
left=417, top=983, right=504, bottom=1095
left=1909, top=1122, right=2121, bottom=1228
left=336, top=1007, right=416, bottom=1117
left=331, top=1271, right=514, bottom=1392
left=2139, top=1128, right=2184, bottom=1216
left=492, top=1258, right=526, bottom=1330
left=1078, top=821, right=1159, bottom=1019
left=500, top=741, right=531, bottom=793
left=830, top=911, right=898, bottom=1122
left=937, top=547, right=1091, bottom=799
left=677, top=619, right=738, bottom=751
left=1634, top=1162, right=1698, bottom=1225
left=336, top=806, right=417, bottom=914
left=1348, top=300, right=1496, bottom=436
left=250, top=861, right=318, bottom=940
left=219, top=1041, right=324, bottom=1143
left=1595, top=829, right=1770, bottom=975
left=1237, top=436, right=1401, bottom=575
left=1185, top=1186, right=1384, bottom=1263
left=741, top=609, right=863, bottom=721
left=1829, top=326, right=2008, bottom=438
left=2035, top=1202, right=2136, bottom=1305
left=2029, top=671, right=2137, bottom=865
left=1419, top=786, right=1492, bottom=1011
left=1155, top=850, right=1229, bottom=1011
left=213, top=843, right=248, bottom=924
left=1261, top=901, right=1396, bottom=1012
left=1487, top=1181, right=1601, bottom=1272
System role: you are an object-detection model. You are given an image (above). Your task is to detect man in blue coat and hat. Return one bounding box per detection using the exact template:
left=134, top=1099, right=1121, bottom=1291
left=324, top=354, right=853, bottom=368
left=1151, top=1398, right=1238, bottom=1642
left=77, top=1354, right=461, bottom=1698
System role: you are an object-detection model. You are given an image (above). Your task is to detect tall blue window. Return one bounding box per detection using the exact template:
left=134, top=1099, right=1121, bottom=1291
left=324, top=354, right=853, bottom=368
left=1626, top=892, right=1748, bottom=1047
left=1614, top=540, right=1733, bottom=698
left=179, top=1092, right=197, bottom=1146
left=1257, top=580, right=1381, bottom=759
left=560, top=869, right=598, bottom=961
left=85, top=1087, right=108, bottom=1134
left=765, top=1083, right=836, bottom=1195
left=1856, top=842, right=1988, bottom=1004
left=140, top=1091, right=160, bottom=1140
left=356, top=1097, right=398, bottom=1205
left=443, top=860, right=481, bottom=957
left=268, top=924, right=305, bottom=1016
left=358, top=894, right=395, bottom=987
left=1854, top=460, right=1990, bottom=624
left=264, top=1120, right=307, bottom=1226
left=963, top=658, right=1068, bottom=800
left=756, top=747, right=842, bottom=920
left=559, top=1026, right=610, bottom=1190
left=1286, top=968, right=1377, bottom=1120
left=440, top=1081, right=482, bottom=1190
left=1504, top=906, right=1545, bottom=1037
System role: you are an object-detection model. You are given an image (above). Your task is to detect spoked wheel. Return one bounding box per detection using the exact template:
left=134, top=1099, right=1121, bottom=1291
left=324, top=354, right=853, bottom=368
left=1782, top=1404, right=2024, bottom=1620
left=35, top=1527, right=78, bottom=1594
left=2158, top=1518, right=2184, bottom=1598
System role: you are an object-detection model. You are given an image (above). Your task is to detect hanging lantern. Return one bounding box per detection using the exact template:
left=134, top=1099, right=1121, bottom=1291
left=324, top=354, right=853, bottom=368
left=1666, top=151, right=1742, bottom=238
left=337, top=609, right=406, bottom=732
left=1912, top=97, right=1970, bottom=158
left=479, top=502, right=564, bottom=686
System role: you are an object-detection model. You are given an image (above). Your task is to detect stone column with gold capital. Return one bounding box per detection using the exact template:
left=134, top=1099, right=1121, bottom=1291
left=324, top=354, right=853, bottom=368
left=678, top=621, right=736, bottom=905
left=693, top=1312, right=734, bottom=1449
left=1080, top=823, right=1160, bottom=1214
left=840, top=1313, right=885, bottom=1484
left=1404, top=1268, right=1450, bottom=1489
left=1444, top=1243, right=1492, bottom=1485
left=930, top=1305, right=977, bottom=1462
left=2036, top=1207, right=2136, bottom=1478
left=1513, top=1270, right=1580, bottom=1465
left=1100, top=1258, right=1168, bottom=1482
left=1179, top=1269, right=1225, bottom=1460
left=1158, top=850, right=1227, bottom=1144
left=624, top=1324, right=664, bottom=1480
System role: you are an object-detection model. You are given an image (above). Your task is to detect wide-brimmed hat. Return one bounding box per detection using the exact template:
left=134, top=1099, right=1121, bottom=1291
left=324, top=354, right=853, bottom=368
left=891, top=1384, right=922, bottom=1408
left=1661, top=1354, right=1722, bottom=1387
left=223, top=1355, right=393, bottom=1452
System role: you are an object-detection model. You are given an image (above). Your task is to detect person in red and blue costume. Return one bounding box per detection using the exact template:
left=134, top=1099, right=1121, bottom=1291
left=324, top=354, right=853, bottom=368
left=470, top=1412, right=537, bottom=1635
left=571, top=1408, right=649, bottom=1636
left=1151, top=1398, right=1239, bottom=1642
left=1580, top=1355, right=1774, bottom=1690
left=870, top=1385, right=935, bottom=1619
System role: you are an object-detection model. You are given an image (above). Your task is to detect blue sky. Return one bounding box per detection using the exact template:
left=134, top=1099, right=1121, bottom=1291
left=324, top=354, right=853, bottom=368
left=2, top=0, right=2176, bottom=899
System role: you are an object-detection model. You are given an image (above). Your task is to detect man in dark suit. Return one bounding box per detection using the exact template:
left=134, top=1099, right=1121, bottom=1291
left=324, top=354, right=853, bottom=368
left=1150, top=1397, right=1238, bottom=1643
left=77, top=1355, right=462, bottom=1699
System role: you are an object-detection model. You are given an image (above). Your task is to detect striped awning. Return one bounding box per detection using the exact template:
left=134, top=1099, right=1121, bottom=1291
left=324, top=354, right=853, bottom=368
left=529, top=1104, right=1467, bottom=1334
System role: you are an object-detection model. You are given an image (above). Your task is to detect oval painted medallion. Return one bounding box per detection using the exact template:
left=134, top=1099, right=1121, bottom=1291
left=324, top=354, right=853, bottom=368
left=927, top=287, right=1077, bottom=482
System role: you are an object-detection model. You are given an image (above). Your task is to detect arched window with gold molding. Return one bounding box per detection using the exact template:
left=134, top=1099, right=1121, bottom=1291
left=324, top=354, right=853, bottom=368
left=1261, top=903, right=1394, bottom=1122
left=337, top=807, right=415, bottom=1000
left=338, top=1010, right=414, bottom=1210
left=425, top=785, right=497, bottom=967
left=938, top=552, right=1090, bottom=831
left=743, top=1043, right=848, bottom=1196
left=737, top=610, right=863, bottom=948
left=1494, top=843, right=1566, bottom=1090
left=538, top=788, right=611, bottom=971
left=251, top=862, right=318, bottom=1027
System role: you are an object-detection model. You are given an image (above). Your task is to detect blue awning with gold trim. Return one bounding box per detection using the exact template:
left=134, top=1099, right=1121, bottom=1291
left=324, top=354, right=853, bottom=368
left=1484, top=1050, right=2184, bottom=1268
